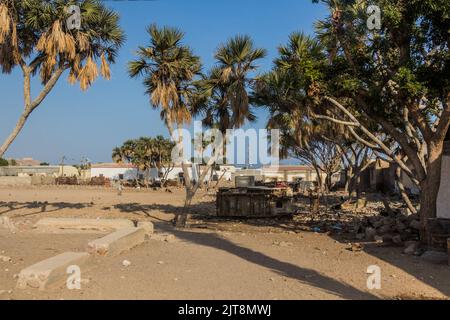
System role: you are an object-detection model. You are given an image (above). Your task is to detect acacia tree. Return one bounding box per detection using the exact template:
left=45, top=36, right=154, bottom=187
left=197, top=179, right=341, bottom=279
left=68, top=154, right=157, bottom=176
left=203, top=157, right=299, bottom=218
left=0, top=0, right=124, bottom=157
left=309, top=0, right=450, bottom=243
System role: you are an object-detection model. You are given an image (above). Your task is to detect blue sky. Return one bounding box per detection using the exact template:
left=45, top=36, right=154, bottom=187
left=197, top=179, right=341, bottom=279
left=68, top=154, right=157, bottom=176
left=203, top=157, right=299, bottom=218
left=0, top=0, right=327, bottom=164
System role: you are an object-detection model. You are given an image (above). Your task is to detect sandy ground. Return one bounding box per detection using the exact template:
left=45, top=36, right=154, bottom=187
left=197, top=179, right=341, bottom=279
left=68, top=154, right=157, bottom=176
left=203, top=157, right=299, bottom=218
left=0, top=186, right=449, bottom=300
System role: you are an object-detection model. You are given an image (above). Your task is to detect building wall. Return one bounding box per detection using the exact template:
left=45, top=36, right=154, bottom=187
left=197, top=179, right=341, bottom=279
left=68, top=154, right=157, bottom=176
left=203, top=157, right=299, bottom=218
left=0, top=166, right=79, bottom=177
left=437, top=141, right=450, bottom=219
left=90, top=168, right=139, bottom=180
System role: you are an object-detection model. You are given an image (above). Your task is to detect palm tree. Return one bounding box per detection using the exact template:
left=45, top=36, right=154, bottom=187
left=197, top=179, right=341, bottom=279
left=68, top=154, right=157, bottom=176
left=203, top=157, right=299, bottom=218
left=214, top=35, right=267, bottom=127
left=0, top=0, right=124, bottom=157
left=129, top=29, right=266, bottom=227
left=129, top=24, right=204, bottom=226
left=128, top=24, right=201, bottom=132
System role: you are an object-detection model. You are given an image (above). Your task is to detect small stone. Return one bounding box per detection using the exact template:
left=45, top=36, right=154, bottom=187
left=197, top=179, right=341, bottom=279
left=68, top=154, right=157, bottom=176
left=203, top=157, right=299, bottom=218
left=403, top=241, right=420, bottom=255
left=409, top=220, right=421, bottom=230
left=348, top=243, right=364, bottom=252
left=392, top=235, right=402, bottom=244
left=365, top=227, right=376, bottom=241
left=356, top=233, right=365, bottom=240
left=157, top=261, right=164, bottom=265
left=0, top=255, right=11, bottom=262
left=378, top=225, right=392, bottom=234
left=122, top=260, right=131, bottom=267
left=374, top=235, right=383, bottom=244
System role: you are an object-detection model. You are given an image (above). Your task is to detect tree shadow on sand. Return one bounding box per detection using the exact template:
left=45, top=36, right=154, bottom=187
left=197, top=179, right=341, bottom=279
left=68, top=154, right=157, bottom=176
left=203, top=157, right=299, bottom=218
left=112, top=200, right=450, bottom=298
left=153, top=221, right=378, bottom=300
left=0, top=201, right=94, bottom=217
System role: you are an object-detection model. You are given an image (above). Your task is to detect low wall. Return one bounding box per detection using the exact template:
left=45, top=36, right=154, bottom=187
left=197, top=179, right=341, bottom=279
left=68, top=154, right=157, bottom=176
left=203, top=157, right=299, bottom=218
left=0, top=176, right=56, bottom=187
left=0, top=176, right=32, bottom=186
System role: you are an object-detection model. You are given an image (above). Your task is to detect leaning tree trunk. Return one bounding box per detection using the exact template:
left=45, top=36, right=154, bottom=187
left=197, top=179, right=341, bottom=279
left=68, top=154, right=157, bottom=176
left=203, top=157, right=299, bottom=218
left=419, top=143, right=443, bottom=245
left=0, top=67, right=64, bottom=158
left=0, top=111, right=31, bottom=158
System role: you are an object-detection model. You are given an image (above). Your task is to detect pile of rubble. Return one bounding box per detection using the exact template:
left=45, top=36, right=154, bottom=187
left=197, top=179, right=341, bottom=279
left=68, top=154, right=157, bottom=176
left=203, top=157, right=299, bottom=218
left=293, top=197, right=422, bottom=255
left=354, top=212, right=421, bottom=254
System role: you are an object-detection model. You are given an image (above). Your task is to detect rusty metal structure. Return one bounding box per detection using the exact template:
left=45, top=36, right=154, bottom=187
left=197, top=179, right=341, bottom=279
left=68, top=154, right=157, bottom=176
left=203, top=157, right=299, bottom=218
left=216, top=186, right=294, bottom=218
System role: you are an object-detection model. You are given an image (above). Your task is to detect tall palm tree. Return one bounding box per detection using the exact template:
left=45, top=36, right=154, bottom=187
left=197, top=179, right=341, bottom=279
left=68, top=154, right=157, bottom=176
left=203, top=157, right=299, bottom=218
left=0, top=0, right=124, bottom=157
left=214, top=35, right=267, bottom=127
left=128, top=24, right=201, bottom=133
left=129, top=24, right=204, bottom=226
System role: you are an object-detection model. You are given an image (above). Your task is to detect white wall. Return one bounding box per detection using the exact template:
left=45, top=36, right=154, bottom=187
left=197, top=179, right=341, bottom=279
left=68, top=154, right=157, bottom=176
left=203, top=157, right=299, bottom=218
left=90, top=168, right=138, bottom=180
left=437, top=155, right=450, bottom=219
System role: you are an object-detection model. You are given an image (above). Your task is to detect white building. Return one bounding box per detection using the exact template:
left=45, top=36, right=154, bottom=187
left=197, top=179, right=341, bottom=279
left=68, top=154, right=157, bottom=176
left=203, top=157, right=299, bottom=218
left=89, top=163, right=139, bottom=180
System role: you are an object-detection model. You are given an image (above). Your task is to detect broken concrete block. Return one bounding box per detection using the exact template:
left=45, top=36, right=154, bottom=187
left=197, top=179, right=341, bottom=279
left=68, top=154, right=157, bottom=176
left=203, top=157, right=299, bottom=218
left=35, top=218, right=135, bottom=232
left=16, top=252, right=90, bottom=290
left=87, top=227, right=146, bottom=256
left=137, top=221, right=154, bottom=237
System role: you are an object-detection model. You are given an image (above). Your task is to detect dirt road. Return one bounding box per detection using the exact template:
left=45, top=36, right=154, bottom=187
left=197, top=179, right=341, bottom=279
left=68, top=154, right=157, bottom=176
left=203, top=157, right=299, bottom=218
left=0, top=186, right=449, bottom=300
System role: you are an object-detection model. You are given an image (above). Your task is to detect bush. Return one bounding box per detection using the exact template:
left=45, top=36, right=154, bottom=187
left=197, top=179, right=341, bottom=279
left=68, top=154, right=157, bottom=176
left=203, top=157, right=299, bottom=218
left=0, top=158, right=9, bottom=166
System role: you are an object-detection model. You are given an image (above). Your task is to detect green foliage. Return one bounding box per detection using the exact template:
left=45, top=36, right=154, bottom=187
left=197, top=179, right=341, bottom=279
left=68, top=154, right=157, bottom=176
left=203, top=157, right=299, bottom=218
left=113, top=136, right=175, bottom=172
left=0, top=0, right=124, bottom=88
left=128, top=24, right=201, bottom=124
left=0, top=158, right=9, bottom=166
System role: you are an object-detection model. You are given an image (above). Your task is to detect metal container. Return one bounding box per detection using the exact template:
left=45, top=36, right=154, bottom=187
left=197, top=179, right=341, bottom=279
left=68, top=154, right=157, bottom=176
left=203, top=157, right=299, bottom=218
left=235, top=176, right=255, bottom=188
left=216, top=186, right=293, bottom=218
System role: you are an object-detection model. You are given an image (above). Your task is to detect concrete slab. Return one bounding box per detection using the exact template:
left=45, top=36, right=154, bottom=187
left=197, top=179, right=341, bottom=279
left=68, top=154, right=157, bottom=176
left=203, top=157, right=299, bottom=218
left=87, top=227, right=146, bottom=256
left=16, top=252, right=90, bottom=290
left=137, top=221, right=154, bottom=237
left=149, top=233, right=177, bottom=243
left=34, top=218, right=135, bottom=232
left=0, top=216, right=17, bottom=232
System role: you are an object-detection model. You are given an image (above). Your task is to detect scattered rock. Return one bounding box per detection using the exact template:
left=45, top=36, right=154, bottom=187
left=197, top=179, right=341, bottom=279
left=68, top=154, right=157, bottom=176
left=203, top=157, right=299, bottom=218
left=409, top=220, right=421, bottom=230
left=365, top=227, right=376, bottom=241
left=374, top=235, right=383, bottom=244
left=273, top=241, right=293, bottom=247
left=122, top=260, right=131, bottom=267
left=392, top=235, right=403, bottom=244
left=403, top=241, right=420, bottom=255
left=348, top=243, right=364, bottom=252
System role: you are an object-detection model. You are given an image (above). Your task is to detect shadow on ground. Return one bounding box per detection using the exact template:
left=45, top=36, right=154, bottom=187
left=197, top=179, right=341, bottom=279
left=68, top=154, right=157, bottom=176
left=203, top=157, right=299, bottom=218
left=0, top=201, right=94, bottom=217
left=150, top=221, right=378, bottom=299
left=112, top=200, right=450, bottom=299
